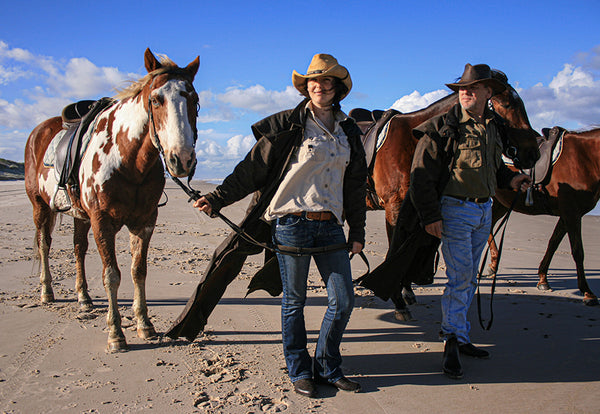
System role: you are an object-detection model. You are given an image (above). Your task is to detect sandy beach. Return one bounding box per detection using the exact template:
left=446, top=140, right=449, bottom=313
left=0, top=179, right=599, bottom=413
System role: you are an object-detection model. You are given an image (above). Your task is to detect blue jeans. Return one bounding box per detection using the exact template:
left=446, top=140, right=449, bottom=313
left=273, top=215, right=354, bottom=383
left=440, top=196, right=492, bottom=344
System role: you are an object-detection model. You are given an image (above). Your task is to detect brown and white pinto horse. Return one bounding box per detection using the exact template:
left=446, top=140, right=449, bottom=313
left=488, top=127, right=600, bottom=306
left=364, top=75, right=540, bottom=319
left=24, top=49, right=200, bottom=351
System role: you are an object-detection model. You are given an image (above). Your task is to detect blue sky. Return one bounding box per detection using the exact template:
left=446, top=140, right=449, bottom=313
left=1, top=0, right=599, bottom=182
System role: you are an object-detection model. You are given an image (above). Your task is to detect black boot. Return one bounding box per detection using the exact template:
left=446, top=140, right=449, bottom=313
left=442, top=335, right=463, bottom=379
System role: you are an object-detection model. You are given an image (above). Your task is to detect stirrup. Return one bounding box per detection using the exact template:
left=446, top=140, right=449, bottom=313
left=49, top=184, right=72, bottom=212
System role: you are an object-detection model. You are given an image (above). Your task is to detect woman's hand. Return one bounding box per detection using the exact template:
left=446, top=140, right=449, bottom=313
left=350, top=241, right=363, bottom=254
left=193, top=196, right=213, bottom=216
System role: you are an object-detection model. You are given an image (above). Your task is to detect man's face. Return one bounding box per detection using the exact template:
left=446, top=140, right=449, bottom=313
left=459, top=83, right=493, bottom=117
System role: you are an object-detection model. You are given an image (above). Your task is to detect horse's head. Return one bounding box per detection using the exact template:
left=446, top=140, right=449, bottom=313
left=143, top=48, right=200, bottom=178
left=490, top=70, right=540, bottom=170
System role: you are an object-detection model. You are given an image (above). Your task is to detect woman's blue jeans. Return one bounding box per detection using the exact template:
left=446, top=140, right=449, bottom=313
left=273, top=214, right=354, bottom=383
left=440, top=196, right=492, bottom=344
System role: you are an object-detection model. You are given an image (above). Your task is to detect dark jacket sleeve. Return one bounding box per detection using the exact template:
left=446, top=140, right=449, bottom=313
left=204, top=136, right=273, bottom=214
left=496, top=161, right=519, bottom=190
left=342, top=120, right=368, bottom=245
left=409, top=118, right=446, bottom=226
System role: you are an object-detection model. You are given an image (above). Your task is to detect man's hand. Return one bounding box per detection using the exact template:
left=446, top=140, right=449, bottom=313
left=510, top=174, right=532, bottom=192
left=193, top=196, right=213, bottom=215
left=425, top=220, right=443, bottom=239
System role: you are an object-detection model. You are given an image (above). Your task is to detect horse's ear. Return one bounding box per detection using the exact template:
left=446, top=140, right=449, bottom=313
left=144, top=48, right=162, bottom=73
left=186, top=56, right=200, bottom=79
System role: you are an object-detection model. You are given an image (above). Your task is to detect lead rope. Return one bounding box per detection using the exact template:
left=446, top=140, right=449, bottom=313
left=476, top=189, right=522, bottom=330
left=169, top=175, right=370, bottom=271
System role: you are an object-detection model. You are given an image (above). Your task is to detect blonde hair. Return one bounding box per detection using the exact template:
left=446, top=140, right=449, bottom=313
left=114, top=55, right=178, bottom=100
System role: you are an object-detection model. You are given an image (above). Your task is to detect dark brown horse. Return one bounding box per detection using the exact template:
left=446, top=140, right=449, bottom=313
left=24, top=49, right=200, bottom=351
left=488, top=127, right=600, bottom=306
left=362, top=74, right=541, bottom=319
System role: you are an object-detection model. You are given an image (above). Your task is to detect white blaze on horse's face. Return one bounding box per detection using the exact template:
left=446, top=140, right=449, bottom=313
left=150, top=78, right=197, bottom=177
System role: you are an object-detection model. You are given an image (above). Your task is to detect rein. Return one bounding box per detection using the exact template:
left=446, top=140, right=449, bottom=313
left=476, top=189, right=522, bottom=330
left=170, top=175, right=370, bottom=268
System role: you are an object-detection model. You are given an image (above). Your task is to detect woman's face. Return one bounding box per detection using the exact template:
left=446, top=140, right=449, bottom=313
left=307, top=76, right=336, bottom=108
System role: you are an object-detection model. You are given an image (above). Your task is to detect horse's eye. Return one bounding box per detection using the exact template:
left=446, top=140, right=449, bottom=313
left=151, top=97, right=160, bottom=107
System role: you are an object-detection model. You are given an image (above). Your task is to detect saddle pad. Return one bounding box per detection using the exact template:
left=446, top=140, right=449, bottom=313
left=43, top=129, right=69, bottom=168
left=502, top=131, right=563, bottom=170
left=376, top=122, right=390, bottom=152
left=43, top=125, right=95, bottom=171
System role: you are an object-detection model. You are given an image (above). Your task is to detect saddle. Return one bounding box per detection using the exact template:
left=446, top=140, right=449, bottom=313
left=523, top=126, right=565, bottom=185
left=50, top=97, right=116, bottom=211
left=349, top=108, right=401, bottom=208
left=349, top=108, right=400, bottom=169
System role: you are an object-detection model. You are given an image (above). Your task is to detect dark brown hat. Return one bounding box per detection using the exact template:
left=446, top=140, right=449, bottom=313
left=446, top=63, right=506, bottom=95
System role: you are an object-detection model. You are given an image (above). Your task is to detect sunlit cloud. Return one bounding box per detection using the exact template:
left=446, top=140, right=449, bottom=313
left=218, top=84, right=301, bottom=115
left=390, top=89, right=450, bottom=113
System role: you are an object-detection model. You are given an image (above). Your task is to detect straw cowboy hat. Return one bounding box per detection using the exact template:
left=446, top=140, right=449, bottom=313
left=446, top=63, right=506, bottom=95
left=292, top=53, right=352, bottom=100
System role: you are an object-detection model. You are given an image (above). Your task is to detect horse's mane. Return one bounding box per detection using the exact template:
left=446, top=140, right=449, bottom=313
left=114, top=55, right=179, bottom=100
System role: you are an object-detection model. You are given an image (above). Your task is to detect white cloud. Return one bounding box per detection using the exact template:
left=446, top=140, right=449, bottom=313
left=520, top=62, right=600, bottom=130
left=390, top=89, right=450, bottom=113
left=48, top=57, right=131, bottom=99
left=219, top=85, right=301, bottom=115
left=194, top=133, right=255, bottom=179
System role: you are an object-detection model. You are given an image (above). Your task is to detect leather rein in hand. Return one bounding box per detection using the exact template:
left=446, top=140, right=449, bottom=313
left=170, top=175, right=370, bottom=270
left=476, top=189, right=522, bottom=330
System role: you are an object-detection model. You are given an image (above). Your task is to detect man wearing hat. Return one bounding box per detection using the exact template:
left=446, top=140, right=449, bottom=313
left=189, top=53, right=367, bottom=397
left=410, top=64, right=531, bottom=379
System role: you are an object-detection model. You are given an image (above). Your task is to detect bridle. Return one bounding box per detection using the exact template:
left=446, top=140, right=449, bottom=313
left=146, top=72, right=200, bottom=206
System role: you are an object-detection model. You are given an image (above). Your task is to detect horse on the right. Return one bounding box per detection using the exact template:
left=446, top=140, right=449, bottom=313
left=488, top=126, right=600, bottom=306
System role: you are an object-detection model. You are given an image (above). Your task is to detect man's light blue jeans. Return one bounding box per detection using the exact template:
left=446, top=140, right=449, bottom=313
left=273, top=214, right=354, bottom=383
left=440, top=195, right=492, bottom=344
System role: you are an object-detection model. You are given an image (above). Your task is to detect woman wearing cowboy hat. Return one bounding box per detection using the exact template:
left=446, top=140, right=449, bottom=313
left=193, top=53, right=367, bottom=397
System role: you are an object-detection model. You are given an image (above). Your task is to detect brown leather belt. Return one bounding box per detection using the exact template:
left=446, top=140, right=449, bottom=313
left=290, top=211, right=334, bottom=221
left=449, top=195, right=490, bottom=204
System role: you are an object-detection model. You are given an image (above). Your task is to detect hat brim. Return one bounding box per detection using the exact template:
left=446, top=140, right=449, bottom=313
left=446, top=78, right=506, bottom=96
left=292, top=65, right=352, bottom=100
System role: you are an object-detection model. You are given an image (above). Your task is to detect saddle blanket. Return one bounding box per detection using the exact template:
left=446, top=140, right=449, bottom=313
left=43, top=125, right=94, bottom=170
left=502, top=131, right=564, bottom=168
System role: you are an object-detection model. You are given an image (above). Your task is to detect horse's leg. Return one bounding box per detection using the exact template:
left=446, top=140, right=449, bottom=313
left=73, top=218, right=93, bottom=311
left=129, top=226, right=157, bottom=339
left=563, top=214, right=598, bottom=306
left=402, top=281, right=416, bottom=305
left=34, top=203, right=56, bottom=303
left=93, top=221, right=127, bottom=352
left=485, top=235, right=498, bottom=276
left=537, top=218, right=567, bottom=291
left=485, top=203, right=509, bottom=275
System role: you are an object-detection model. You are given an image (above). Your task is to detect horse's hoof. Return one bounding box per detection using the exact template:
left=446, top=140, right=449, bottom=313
left=78, top=293, right=93, bottom=311
left=537, top=282, right=551, bottom=291
left=40, top=292, right=55, bottom=303
left=107, top=338, right=129, bottom=353
left=583, top=296, right=599, bottom=306
left=402, top=290, right=417, bottom=306
left=138, top=326, right=158, bottom=340
left=394, top=309, right=413, bottom=322
left=78, top=300, right=94, bottom=312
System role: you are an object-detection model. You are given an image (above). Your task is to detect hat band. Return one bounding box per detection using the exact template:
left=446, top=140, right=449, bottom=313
left=307, top=70, right=324, bottom=75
